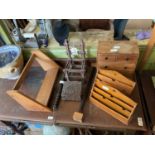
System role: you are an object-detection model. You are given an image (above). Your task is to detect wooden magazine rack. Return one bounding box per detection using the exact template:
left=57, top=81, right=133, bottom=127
left=7, top=50, right=59, bottom=112
left=89, top=70, right=137, bottom=125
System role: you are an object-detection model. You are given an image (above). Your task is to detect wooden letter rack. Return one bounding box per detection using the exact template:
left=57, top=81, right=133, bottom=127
left=89, top=71, right=137, bottom=125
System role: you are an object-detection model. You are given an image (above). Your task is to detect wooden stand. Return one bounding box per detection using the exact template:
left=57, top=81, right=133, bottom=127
left=7, top=50, right=59, bottom=112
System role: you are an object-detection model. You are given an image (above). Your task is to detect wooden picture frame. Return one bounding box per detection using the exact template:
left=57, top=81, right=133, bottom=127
left=7, top=50, right=59, bottom=112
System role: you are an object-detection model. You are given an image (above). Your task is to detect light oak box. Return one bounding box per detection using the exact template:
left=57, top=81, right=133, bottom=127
left=7, top=50, right=59, bottom=112
left=89, top=69, right=137, bottom=125
left=97, top=41, right=139, bottom=76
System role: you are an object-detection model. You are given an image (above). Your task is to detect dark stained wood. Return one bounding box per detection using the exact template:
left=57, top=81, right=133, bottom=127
left=138, top=26, right=155, bottom=71
left=0, top=65, right=147, bottom=131
left=79, top=19, right=110, bottom=31
left=52, top=69, right=147, bottom=131
left=0, top=66, right=53, bottom=124
left=53, top=85, right=147, bottom=131
left=140, top=70, right=155, bottom=131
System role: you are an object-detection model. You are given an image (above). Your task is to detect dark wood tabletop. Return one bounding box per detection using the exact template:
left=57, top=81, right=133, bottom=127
left=0, top=64, right=147, bottom=131
left=140, top=70, right=155, bottom=132
left=54, top=84, right=147, bottom=131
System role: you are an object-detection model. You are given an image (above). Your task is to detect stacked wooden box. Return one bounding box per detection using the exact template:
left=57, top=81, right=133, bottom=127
left=97, top=41, right=139, bottom=76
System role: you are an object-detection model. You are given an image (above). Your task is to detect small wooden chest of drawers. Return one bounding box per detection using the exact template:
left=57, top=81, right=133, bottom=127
left=97, top=41, right=139, bottom=76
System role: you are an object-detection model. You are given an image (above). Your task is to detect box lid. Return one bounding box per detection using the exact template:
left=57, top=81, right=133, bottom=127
left=98, top=41, right=139, bottom=55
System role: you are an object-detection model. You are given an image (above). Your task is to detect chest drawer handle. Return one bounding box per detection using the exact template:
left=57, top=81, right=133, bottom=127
left=105, top=57, right=108, bottom=60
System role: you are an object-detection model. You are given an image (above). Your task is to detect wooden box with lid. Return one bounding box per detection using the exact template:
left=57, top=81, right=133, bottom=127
left=97, top=41, right=139, bottom=76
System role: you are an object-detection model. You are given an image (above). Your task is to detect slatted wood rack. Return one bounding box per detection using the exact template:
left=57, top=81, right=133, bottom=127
left=89, top=70, right=137, bottom=125
left=97, top=69, right=136, bottom=95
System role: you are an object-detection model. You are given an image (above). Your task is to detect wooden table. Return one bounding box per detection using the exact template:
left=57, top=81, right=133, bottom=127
left=0, top=65, right=147, bottom=132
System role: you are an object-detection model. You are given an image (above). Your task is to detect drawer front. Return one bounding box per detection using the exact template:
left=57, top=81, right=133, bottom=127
left=116, top=54, right=138, bottom=62
left=97, top=54, right=116, bottom=62
left=97, top=54, right=138, bottom=63
left=97, top=41, right=139, bottom=55
left=97, top=61, right=136, bottom=71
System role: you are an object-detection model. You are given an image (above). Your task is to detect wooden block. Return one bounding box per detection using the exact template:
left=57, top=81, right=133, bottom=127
left=73, top=112, right=83, bottom=123
left=7, top=50, right=59, bottom=112
left=89, top=71, right=137, bottom=125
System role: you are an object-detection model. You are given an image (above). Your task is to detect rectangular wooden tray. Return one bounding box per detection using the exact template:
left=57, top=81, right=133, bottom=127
left=7, top=50, right=59, bottom=112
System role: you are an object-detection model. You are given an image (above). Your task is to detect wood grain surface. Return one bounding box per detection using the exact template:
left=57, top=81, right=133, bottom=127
left=0, top=65, right=147, bottom=131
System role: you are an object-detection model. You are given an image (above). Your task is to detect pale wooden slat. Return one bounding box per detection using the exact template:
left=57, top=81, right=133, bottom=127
left=36, top=68, right=58, bottom=106
left=7, top=90, right=51, bottom=112
left=92, top=91, right=130, bottom=117
left=95, top=80, right=137, bottom=107
left=97, top=73, right=133, bottom=95
left=13, top=53, right=35, bottom=90
left=99, top=69, right=135, bottom=87
left=94, top=86, right=133, bottom=111
left=90, top=97, right=128, bottom=125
